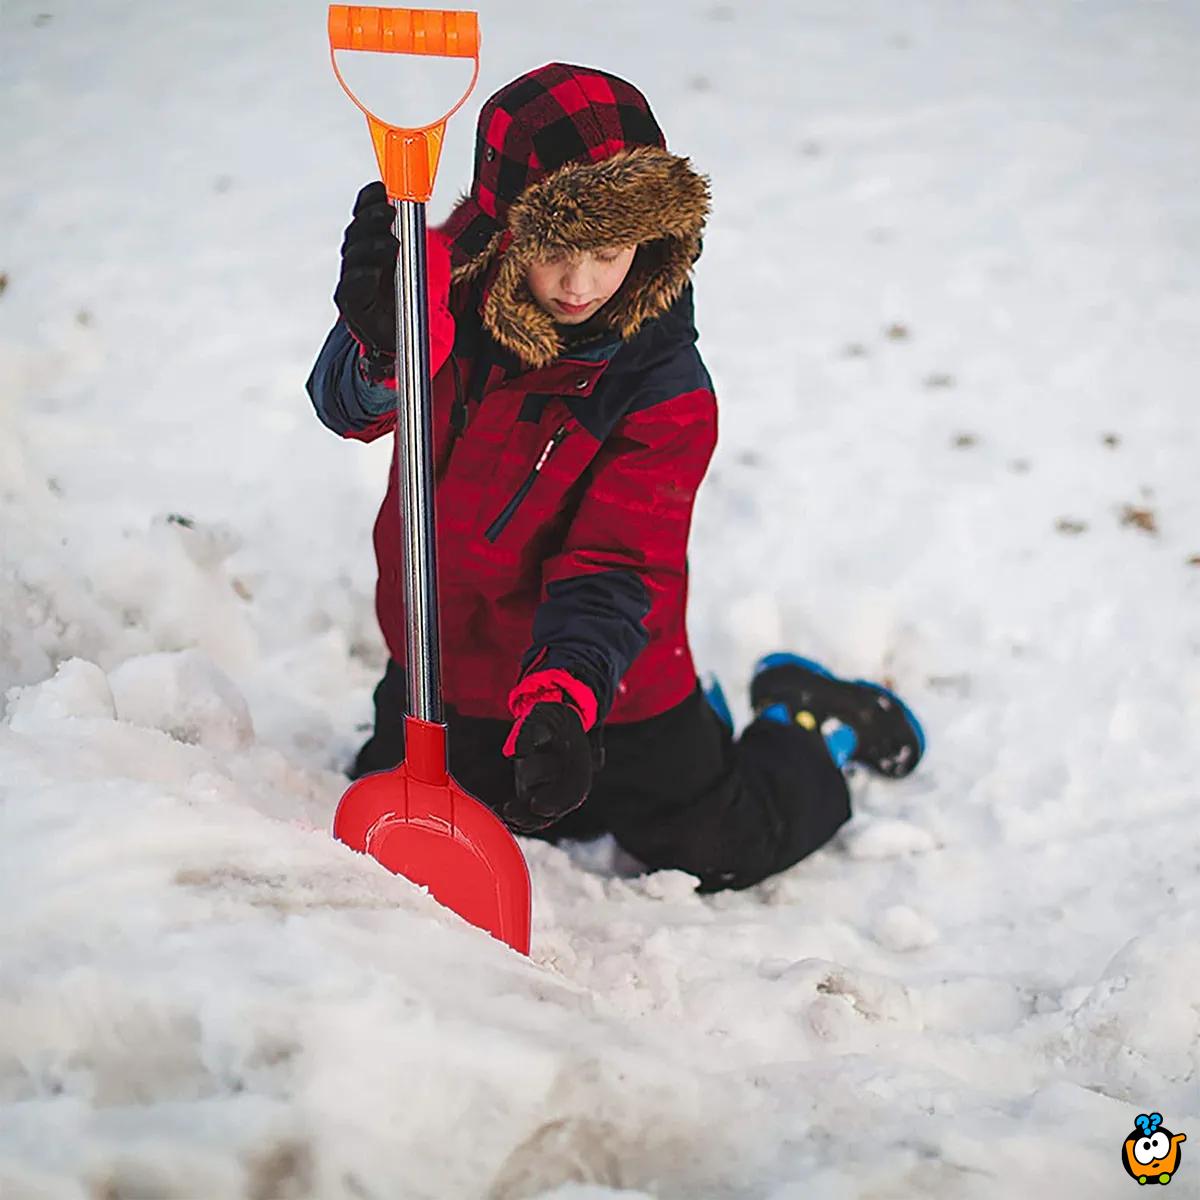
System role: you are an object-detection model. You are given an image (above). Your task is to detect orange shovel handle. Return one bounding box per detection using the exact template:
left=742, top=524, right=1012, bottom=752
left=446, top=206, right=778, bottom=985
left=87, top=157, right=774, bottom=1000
left=328, top=6, right=480, bottom=202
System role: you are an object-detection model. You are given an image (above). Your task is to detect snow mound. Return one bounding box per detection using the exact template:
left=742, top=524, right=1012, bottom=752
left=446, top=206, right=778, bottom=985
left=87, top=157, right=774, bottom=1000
left=108, top=648, right=254, bottom=752
left=1053, top=921, right=1200, bottom=1110
left=4, top=658, right=115, bottom=727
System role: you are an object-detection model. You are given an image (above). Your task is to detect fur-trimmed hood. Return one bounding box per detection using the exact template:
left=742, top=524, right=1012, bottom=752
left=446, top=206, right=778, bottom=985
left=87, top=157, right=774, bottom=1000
left=438, top=64, right=710, bottom=369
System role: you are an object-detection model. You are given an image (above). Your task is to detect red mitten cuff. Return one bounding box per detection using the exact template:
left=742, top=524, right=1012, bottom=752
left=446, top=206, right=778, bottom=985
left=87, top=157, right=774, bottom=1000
left=501, top=669, right=599, bottom=757
left=352, top=226, right=454, bottom=387
left=426, top=227, right=455, bottom=376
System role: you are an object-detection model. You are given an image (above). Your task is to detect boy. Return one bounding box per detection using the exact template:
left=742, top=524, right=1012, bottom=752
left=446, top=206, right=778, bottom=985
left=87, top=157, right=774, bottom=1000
left=307, top=63, right=924, bottom=891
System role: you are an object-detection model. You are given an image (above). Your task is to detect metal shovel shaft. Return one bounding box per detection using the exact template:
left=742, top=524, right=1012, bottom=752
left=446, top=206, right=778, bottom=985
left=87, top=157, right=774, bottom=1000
left=393, top=200, right=443, bottom=725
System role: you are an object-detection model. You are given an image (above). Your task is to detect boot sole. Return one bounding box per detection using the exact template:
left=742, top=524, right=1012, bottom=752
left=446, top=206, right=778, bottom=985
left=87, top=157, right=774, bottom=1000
left=751, top=653, right=926, bottom=778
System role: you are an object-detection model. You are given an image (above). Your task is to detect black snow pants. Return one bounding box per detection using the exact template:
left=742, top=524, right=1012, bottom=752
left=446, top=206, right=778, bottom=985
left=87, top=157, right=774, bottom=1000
left=352, top=659, right=851, bottom=892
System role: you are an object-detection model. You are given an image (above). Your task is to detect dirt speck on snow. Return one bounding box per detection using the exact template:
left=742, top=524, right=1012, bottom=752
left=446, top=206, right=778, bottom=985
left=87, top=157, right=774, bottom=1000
left=1055, top=517, right=1089, bottom=536
left=1119, top=504, right=1158, bottom=535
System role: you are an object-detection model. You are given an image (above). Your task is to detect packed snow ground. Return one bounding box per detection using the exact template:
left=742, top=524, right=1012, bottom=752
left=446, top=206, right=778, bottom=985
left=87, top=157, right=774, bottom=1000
left=3, top=1, right=1199, bottom=1197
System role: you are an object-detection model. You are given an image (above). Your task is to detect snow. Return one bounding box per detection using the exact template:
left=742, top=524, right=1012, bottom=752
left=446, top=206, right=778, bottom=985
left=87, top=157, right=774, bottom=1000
left=2, top=0, right=1199, bottom=1196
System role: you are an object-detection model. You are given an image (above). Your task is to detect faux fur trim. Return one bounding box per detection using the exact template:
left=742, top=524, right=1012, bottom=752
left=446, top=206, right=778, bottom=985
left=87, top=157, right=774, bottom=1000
left=450, top=146, right=710, bottom=368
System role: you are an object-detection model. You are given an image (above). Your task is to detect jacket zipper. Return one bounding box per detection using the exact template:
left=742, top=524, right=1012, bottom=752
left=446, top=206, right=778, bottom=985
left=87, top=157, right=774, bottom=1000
left=484, top=424, right=571, bottom=543
left=448, top=355, right=469, bottom=439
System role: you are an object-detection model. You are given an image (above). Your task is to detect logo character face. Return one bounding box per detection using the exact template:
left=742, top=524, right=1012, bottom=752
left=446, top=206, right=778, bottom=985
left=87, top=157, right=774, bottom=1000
left=1132, top=1133, right=1171, bottom=1168
left=1122, top=1113, right=1186, bottom=1185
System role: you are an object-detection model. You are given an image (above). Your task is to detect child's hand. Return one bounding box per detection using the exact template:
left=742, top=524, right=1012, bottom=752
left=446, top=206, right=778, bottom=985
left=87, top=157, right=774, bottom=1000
left=334, top=181, right=399, bottom=354
left=503, top=703, right=594, bottom=833
left=334, top=181, right=456, bottom=377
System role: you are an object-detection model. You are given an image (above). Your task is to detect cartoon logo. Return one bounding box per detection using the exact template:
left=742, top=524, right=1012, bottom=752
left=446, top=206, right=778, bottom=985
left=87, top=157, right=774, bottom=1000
left=1122, top=1113, right=1186, bottom=1185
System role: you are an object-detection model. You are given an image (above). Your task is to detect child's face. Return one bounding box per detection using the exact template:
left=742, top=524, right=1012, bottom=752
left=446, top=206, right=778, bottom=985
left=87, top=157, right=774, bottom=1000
left=525, top=246, right=637, bottom=324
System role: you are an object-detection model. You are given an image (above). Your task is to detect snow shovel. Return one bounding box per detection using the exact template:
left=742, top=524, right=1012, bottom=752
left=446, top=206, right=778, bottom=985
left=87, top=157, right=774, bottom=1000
left=327, top=5, right=531, bottom=955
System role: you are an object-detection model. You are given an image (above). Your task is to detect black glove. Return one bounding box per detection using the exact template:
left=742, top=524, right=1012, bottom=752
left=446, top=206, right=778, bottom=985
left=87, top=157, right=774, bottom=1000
left=334, top=181, right=398, bottom=354
left=504, top=703, right=599, bottom=833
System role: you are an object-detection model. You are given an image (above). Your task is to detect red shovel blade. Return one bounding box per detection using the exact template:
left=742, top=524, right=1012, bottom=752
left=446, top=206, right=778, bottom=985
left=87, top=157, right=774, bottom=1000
left=333, top=716, right=531, bottom=954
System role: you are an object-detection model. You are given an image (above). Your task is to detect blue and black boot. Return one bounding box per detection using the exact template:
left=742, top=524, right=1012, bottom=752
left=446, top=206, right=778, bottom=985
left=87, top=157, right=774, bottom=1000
left=749, top=653, right=926, bottom=779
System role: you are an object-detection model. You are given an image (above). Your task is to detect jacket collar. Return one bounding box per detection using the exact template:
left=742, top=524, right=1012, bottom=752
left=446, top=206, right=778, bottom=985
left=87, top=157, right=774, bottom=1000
left=453, top=280, right=698, bottom=440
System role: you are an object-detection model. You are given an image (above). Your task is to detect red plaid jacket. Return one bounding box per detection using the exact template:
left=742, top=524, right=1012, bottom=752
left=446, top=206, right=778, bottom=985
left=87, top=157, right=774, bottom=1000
left=307, top=240, right=716, bottom=727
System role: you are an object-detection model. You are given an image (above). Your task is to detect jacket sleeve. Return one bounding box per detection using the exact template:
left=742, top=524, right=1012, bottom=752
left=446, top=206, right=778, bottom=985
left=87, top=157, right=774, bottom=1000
left=518, top=387, right=717, bottom=721
left=305, top=320, right=400, bottom=442
left=304, top=227, right=455, bottom=445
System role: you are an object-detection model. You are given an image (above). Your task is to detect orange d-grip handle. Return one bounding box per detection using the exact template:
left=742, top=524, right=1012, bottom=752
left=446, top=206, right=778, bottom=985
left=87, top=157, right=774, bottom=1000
left=328, top=6, right=480, bottom=202
left=329, top=5, right=478, bottom=55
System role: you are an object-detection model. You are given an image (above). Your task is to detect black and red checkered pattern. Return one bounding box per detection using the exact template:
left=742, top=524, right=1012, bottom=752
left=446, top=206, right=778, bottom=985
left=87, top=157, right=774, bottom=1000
left=441, top=63, right=667, bottom=269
